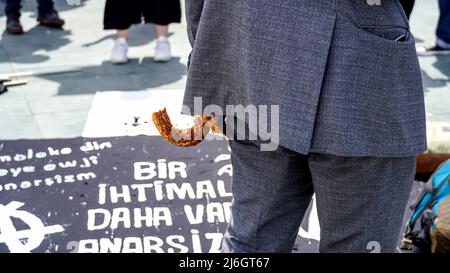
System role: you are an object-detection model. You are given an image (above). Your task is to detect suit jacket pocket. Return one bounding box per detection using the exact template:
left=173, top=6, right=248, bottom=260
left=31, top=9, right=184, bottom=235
left=361, top=26, right=413, bottom=45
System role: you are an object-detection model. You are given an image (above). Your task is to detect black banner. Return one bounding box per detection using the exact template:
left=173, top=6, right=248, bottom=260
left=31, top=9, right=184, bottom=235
left=0, top=136, right=233, bottom=253
left=1, top=136, right=420, bottom=253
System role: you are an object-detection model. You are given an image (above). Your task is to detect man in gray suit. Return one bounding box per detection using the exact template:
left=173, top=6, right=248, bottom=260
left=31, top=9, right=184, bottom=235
left=183, top=0, right=427, bottom=253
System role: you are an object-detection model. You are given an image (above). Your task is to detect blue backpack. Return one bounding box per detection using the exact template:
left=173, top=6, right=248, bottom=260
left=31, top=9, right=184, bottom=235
left=402, top=160, right=450, bottom=253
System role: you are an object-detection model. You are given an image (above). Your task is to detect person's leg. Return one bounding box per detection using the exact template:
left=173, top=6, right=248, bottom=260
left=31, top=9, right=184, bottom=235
left=309, top=154, right=415, bottom=253
left=222, top=139, right=314, bottom=253
left=110, top=29, right=129, bottom=64
left=5, top=0, right=22, bottom=19
left=436, top=0, right=450, bottom=48
left=144, top=0, right=181, bottom=62
left=5, top=0, right=23, bottom=34
left=154, top=24, right=172, bottom=62
left=104, top=0, right=139, bottom=64
left=117, top=29, right=129, bottom=40
left=36, top=0, right=54, bottom=16
left=418, top=0, right=450, bottom=54
left=155, top=24, right=169, bottom=38
left=36, top=0, right=64, bottom=28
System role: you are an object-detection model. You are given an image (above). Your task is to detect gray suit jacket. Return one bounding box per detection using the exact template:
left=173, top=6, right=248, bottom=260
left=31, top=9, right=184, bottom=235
left=183, top=0, right=427, bottom=157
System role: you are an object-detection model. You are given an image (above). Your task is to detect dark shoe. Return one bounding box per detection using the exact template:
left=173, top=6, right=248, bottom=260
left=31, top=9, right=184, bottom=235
left=6, top=17, right=24, bottom=35
left=37, top=10, right=65, bottom=28
left=417, top=44, right=450, bottom=56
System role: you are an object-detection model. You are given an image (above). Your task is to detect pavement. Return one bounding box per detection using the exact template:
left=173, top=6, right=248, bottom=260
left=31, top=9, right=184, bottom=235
left=0, top=0, right=449, bottom=140
left=0, top=0, right=189, bottom=139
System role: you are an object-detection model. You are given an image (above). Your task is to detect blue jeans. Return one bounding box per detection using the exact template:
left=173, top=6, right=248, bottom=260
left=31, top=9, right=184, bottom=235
left=5, top=0, right=54, bottom=18
left=437, top=0, right=450, bottom=46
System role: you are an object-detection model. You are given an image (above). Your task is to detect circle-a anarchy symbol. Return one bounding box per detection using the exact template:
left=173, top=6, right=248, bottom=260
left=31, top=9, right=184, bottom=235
left=0, top=201, right=65, bottom=253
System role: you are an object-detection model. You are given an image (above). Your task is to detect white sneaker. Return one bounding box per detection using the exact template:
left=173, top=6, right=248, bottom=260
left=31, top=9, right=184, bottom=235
left=154, top=36, right=172, bottom=62
left=110, top=38, right=128, bottom=64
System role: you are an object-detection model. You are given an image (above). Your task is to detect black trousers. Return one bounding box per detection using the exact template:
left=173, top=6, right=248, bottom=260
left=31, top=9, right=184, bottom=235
left=399, top=0, right=416, bottom=19
left=104, top=0, right=181, bottom=30
left=5, top=0, right=54, bottom=18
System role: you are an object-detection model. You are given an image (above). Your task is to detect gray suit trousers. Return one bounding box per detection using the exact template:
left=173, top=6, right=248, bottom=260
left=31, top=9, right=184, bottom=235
left=222, top=139, right=415, bottom=253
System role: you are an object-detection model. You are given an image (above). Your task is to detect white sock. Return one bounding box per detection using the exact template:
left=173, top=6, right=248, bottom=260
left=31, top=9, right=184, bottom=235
left=116, top=37, right=127, bottom=44
left=157, top=36, right=169, bottom=42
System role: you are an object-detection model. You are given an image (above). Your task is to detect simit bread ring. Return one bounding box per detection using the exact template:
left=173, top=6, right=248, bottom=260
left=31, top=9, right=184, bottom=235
left=152, top=108, right=222, bottom=147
